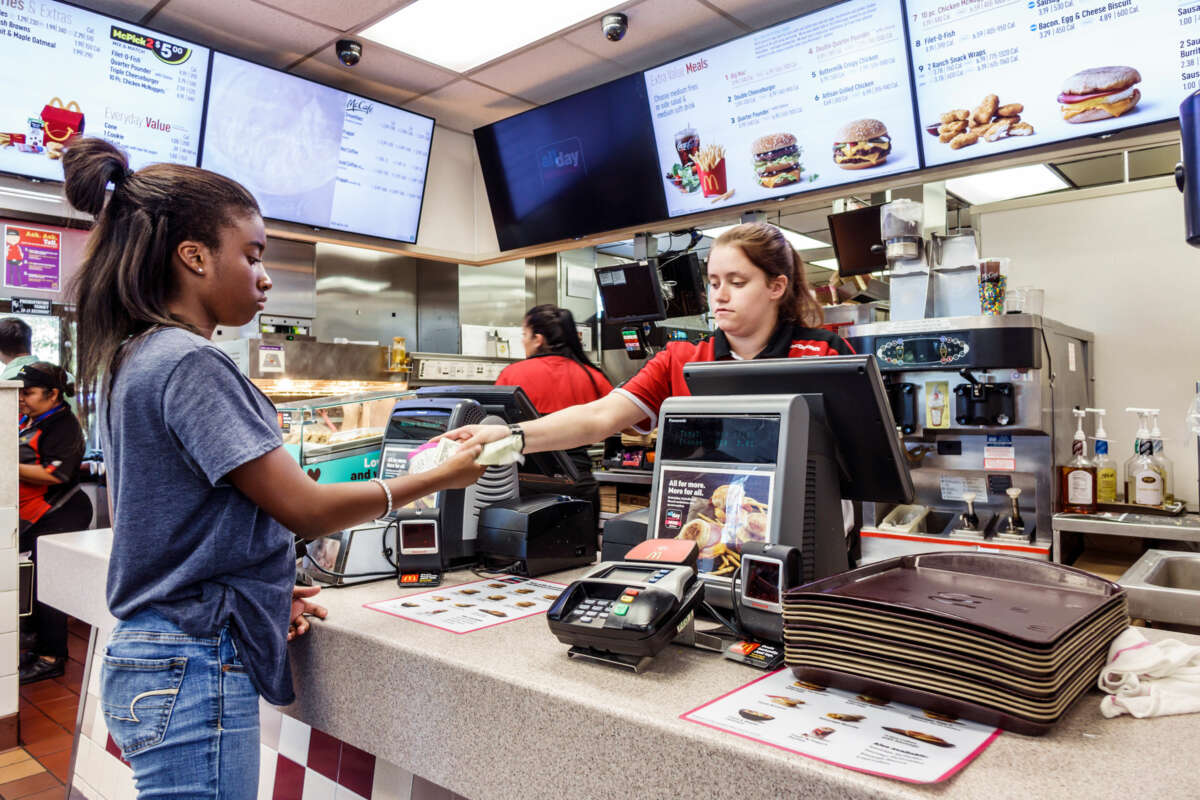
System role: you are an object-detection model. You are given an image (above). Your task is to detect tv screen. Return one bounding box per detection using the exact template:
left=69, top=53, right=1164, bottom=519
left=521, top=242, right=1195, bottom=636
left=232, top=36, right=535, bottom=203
left=643, top=0, right=921, bottom=218
left=0, top=0, right=209, bottom=181
left=474, top=73, right=667, bottom=251
left=828, top=205, right=885, bottom=278
left=908, top=1, right=1186, bottom=167
left=596, top=262, right=666, bottom=323
left=200, top=52, right=434, bottom=243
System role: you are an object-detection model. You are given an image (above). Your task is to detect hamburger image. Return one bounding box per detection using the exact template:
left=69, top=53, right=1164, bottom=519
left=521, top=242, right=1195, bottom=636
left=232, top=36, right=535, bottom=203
left=833, top=119, right=891, bottom=169
left=751, top=133, right=802, bottom=188
left=1059, top=66, right=1141, bottom=123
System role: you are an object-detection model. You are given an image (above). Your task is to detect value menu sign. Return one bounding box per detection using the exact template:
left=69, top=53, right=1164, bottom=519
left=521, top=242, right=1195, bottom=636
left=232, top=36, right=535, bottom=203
left=908, top=0, right=1190, bottom=166
left=0, top=0, right=209, bottom=181
left=644, top=0, right=920, bottom=218
left=4, top=224, right=59, bottom=291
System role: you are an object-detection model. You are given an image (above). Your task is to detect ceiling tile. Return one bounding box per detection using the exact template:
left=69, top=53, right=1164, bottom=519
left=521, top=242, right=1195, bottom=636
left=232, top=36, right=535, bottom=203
left=470, top=40, right=627, bottom=105
left=566, top=0, right=743, bottom=72
left=254, top=0, right=405, bottom=32
left=295, top=45, right=458, bottom=98
left=152, top=0, right=336, bottom=69
left=406, top=80, right=534, bottom=133
left=704, top=0, right=832, bottom=32
left=75, top=0, right=161, bottom=23
left=289, top=58, right=420, bottom=108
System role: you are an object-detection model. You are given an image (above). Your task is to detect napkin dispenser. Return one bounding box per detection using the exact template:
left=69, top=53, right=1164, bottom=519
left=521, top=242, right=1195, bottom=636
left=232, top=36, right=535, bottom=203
left=477, top=495, right=596, bottom=576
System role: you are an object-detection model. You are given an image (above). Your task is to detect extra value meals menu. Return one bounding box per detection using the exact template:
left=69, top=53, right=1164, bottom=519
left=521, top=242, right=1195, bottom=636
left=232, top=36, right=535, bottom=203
left=909, top=0, right=1191, bottom=166
left=0, top=0, right=208, bottom=181
left=644, top=0, right=920, bottom=218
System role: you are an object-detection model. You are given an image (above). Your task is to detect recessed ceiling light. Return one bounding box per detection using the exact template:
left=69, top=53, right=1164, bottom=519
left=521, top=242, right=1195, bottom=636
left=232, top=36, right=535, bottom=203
left=360, top=0, right=620, bottom=73
left=808, top=258, right=839, bottom=270
left=702, top=224, right=827, bottom=250
left=946, top=164, right=1069, bottom=206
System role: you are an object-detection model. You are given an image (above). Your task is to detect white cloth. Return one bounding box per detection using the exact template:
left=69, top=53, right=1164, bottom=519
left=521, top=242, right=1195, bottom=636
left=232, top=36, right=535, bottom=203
left=476, top=435, right=525, bottom=467
left=1098, top=627, right=1200, bottom=719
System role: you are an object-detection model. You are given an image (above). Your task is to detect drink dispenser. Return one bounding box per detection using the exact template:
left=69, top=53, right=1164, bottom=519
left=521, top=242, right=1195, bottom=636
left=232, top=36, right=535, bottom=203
left=1177, top=91, right=1200, bottom=248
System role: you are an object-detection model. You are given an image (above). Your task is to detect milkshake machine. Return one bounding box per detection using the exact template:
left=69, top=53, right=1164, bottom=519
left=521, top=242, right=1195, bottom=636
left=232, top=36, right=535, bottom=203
left=844, top=314, right=1094, bottom=562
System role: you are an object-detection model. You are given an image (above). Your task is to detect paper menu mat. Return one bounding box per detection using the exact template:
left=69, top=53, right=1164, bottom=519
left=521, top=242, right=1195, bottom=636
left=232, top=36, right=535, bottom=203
left=365, top=576, right=566, bottom=634
left=682, top=669, right=1000, bottom=784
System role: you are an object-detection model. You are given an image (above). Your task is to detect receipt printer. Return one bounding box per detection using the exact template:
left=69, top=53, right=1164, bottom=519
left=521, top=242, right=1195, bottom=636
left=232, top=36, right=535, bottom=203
left=476, top=495, right=596, bottom=576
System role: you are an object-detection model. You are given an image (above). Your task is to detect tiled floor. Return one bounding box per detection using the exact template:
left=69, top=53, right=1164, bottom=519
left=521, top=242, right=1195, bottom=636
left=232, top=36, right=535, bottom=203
left=1, top=617, right=91, bottom=797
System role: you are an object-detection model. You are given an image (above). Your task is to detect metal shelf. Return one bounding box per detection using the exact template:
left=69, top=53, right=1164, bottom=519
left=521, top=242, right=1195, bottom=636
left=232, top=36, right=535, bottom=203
left=1051, top=512, right=1200, bottom=564
left=595, top=470, right=653, bottom=486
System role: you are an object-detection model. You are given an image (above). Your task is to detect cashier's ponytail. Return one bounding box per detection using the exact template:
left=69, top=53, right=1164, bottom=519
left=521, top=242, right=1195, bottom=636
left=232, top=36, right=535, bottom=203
left=713, top=223, right=823, bottom=329
left=62, top=137, right=259, bottom=419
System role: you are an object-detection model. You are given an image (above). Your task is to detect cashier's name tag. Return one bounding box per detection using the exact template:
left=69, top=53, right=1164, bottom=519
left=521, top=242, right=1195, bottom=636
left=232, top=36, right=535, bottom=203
left=724, top=640, right=784, bottom=670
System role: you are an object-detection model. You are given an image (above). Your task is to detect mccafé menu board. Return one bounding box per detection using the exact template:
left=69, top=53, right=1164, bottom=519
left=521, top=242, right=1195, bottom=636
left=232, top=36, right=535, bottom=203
left=644, top=0, right=920, bottom=218
left=0, top=0, right=208, bottom=181
left=908, top=0, right=1190, bottom=166
left=201, top=53, right=434, bottom=243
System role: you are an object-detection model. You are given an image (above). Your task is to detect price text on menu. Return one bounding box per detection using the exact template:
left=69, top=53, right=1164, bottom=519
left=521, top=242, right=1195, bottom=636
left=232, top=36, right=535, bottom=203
left=907, top=0, right=1188, bottom=166
left=644, top=0, right=920, bottom=218
left=0, top=0, right=209, bottom=181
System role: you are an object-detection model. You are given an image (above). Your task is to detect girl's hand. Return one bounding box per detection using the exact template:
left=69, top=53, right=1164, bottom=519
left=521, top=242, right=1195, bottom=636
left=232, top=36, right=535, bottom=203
left=288, top=584, right=328, bottom=641
left=437, top=424, right=510, bottom=451
left=431, top=444, right=486, bottom=489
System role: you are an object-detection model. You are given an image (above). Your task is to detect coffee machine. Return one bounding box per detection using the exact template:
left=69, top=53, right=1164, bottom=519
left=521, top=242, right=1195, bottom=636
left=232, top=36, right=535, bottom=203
left=844, top=314, right=1093, bottom=562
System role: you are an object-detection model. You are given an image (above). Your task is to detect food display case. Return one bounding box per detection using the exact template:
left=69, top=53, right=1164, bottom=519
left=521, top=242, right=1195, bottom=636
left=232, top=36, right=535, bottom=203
left=277, top=390, right=412, bottom=483
left=215, top=338, right=409, bottom=401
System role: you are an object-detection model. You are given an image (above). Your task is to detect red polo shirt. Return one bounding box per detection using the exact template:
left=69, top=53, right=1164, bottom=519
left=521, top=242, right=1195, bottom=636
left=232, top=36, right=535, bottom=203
left=614, top=322, right=854, bottom=432
left=495, top=354, right=614, bottom=414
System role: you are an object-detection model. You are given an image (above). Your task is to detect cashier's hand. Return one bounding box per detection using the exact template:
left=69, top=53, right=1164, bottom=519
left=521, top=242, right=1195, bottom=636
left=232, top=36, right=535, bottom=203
left=288, top=585, right=328, bottom=642
left=431, top=444, right=487, bottom=489
left=438, top=424, right=510, bottom=452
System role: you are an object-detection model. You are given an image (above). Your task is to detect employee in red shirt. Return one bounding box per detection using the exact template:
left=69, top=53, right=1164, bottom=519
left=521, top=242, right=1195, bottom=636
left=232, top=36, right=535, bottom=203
left=496, top=304, right=613, bottom=525
left=444, top=222, right=852, bottom=452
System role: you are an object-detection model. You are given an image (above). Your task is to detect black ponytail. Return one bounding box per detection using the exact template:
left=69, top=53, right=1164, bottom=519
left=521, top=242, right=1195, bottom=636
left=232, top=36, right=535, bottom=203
left=524, top=304, right=607, bottom=392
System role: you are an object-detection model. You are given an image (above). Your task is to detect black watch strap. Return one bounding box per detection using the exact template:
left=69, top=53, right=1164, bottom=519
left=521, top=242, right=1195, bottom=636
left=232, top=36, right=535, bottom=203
left=508, top=423, right=525, bottom=452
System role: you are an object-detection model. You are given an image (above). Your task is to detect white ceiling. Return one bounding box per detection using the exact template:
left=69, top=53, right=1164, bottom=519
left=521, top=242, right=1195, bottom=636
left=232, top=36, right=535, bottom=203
left=79, top=0, right=837, bottom=134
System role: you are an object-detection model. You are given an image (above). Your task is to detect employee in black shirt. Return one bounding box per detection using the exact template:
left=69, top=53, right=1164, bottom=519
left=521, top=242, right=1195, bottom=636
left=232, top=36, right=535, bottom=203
left=17, top=362, right=91, bottom=683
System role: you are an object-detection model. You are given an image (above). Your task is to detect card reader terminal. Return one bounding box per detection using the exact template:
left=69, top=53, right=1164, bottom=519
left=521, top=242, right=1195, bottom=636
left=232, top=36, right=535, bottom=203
left=547, top=559, right=703, bottom=662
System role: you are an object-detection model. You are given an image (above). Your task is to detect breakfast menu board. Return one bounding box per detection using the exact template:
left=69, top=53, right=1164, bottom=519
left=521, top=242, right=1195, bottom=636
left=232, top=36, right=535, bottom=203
left=683, top=669, right=1000, bottom=784
left=365, top=576, right=565, bottom=634
left=909, top=0, right=1189, bottom=166
left=201, top=53, right=434, bottom=244
left=644, top=0, right=920, bottom=218
left=0, top=0, right=208, bottom=181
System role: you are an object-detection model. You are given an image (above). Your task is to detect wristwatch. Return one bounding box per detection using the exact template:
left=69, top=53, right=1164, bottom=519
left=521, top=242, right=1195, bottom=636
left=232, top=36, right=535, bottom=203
left=508, top=423, right=525, bottom=453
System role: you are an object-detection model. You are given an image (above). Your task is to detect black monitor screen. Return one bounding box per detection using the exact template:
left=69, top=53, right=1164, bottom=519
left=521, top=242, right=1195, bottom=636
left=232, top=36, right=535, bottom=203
left=597, top=262, right=666, bottom=323
left=660, top=415, right=780, bottom=465
left=683, top=355, right=913, bottom=503
left=828, top=205, right=885, bottom=278
left=385, top=410, right=451, bottom=443
left=401, top=523, right=437, bottom=551
left=474, top=73, right=667, bottom=251
left=659, top=253, right=708, bottom=318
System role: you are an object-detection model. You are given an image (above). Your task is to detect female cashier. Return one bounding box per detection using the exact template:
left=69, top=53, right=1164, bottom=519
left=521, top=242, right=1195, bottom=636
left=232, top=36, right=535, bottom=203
left=445, top=222, right=853, bottom=456
left=495, top=304, right=613, bottom=522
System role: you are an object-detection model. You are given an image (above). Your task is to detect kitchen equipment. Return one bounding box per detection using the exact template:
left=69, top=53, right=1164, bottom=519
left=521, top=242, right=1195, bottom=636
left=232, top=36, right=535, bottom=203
left=846, top=314, right=1094, bottom=562
left=930, top=230, right=981, bottom=318
left=880, top=199, right=931, bottom=321
left=476, top=495, right=596, bottom=577
left=1176, top=90, right=1200, bottom=248
left=1118, top=549, right=1200, bottom=627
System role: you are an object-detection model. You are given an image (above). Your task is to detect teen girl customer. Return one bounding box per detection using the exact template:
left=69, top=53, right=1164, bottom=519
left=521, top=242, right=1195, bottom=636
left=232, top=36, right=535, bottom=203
left=62, top=137, right=485, bottom=799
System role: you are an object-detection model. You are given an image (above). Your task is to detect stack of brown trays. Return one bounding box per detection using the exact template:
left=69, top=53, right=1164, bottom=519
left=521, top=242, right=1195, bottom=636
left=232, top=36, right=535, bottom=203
left=782, top=552, right=1128, bottom=735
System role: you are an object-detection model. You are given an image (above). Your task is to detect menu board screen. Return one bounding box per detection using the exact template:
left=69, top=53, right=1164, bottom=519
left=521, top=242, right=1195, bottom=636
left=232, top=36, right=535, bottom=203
left=644, top=0, right=920, bottom=218
left=909, top=0, right=1188, bottom=167
left=201, top=53, right=434, bottom=243
left=0, top=0, right=209, bottom=181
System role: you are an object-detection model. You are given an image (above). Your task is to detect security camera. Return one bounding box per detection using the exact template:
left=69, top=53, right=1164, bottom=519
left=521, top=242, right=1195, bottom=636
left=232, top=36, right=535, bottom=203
left=601, top=13, right=628, bottom=42
left=336, top=39, right=362, bottom=67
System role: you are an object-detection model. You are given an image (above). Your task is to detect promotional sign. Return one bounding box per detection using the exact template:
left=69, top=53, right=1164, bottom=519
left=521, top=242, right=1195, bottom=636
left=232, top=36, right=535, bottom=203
left=0, top=0, right=208, bottom=180
left=654, top=466, right=774, bottom=576
left=644, top=0, right=920, bottom=218
left=366, top=576, right=566, bottom=634
left=908, top=0, right=1190, bottom=166
left=201, top=53, right=434, bottom=244
left=4, top=225, right=60, bottom=291
left=683, top=669, right=1000, bottom=784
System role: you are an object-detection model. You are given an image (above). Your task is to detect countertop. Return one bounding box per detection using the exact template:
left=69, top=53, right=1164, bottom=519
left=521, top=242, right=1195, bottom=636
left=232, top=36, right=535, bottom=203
left=37, top=530, right=1200, bottom=800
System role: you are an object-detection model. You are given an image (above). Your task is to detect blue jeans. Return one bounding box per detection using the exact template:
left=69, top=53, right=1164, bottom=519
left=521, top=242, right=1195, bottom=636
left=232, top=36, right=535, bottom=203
left=100, top=609, right=260, bottom=799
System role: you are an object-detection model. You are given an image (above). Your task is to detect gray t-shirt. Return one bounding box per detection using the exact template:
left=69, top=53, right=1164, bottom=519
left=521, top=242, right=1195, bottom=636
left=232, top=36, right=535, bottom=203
left=103, top=327, right=295, bottom=705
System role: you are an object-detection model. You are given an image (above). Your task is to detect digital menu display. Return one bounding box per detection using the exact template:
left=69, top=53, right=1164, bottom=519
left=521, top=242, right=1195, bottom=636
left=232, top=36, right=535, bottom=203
left=909, top=0, right=1190, bottom=167
left=0, top=0, right=209, bottom=181
left=644, top=0, right=920, bottom=218
left=201, top=53, right=434, bottom=243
